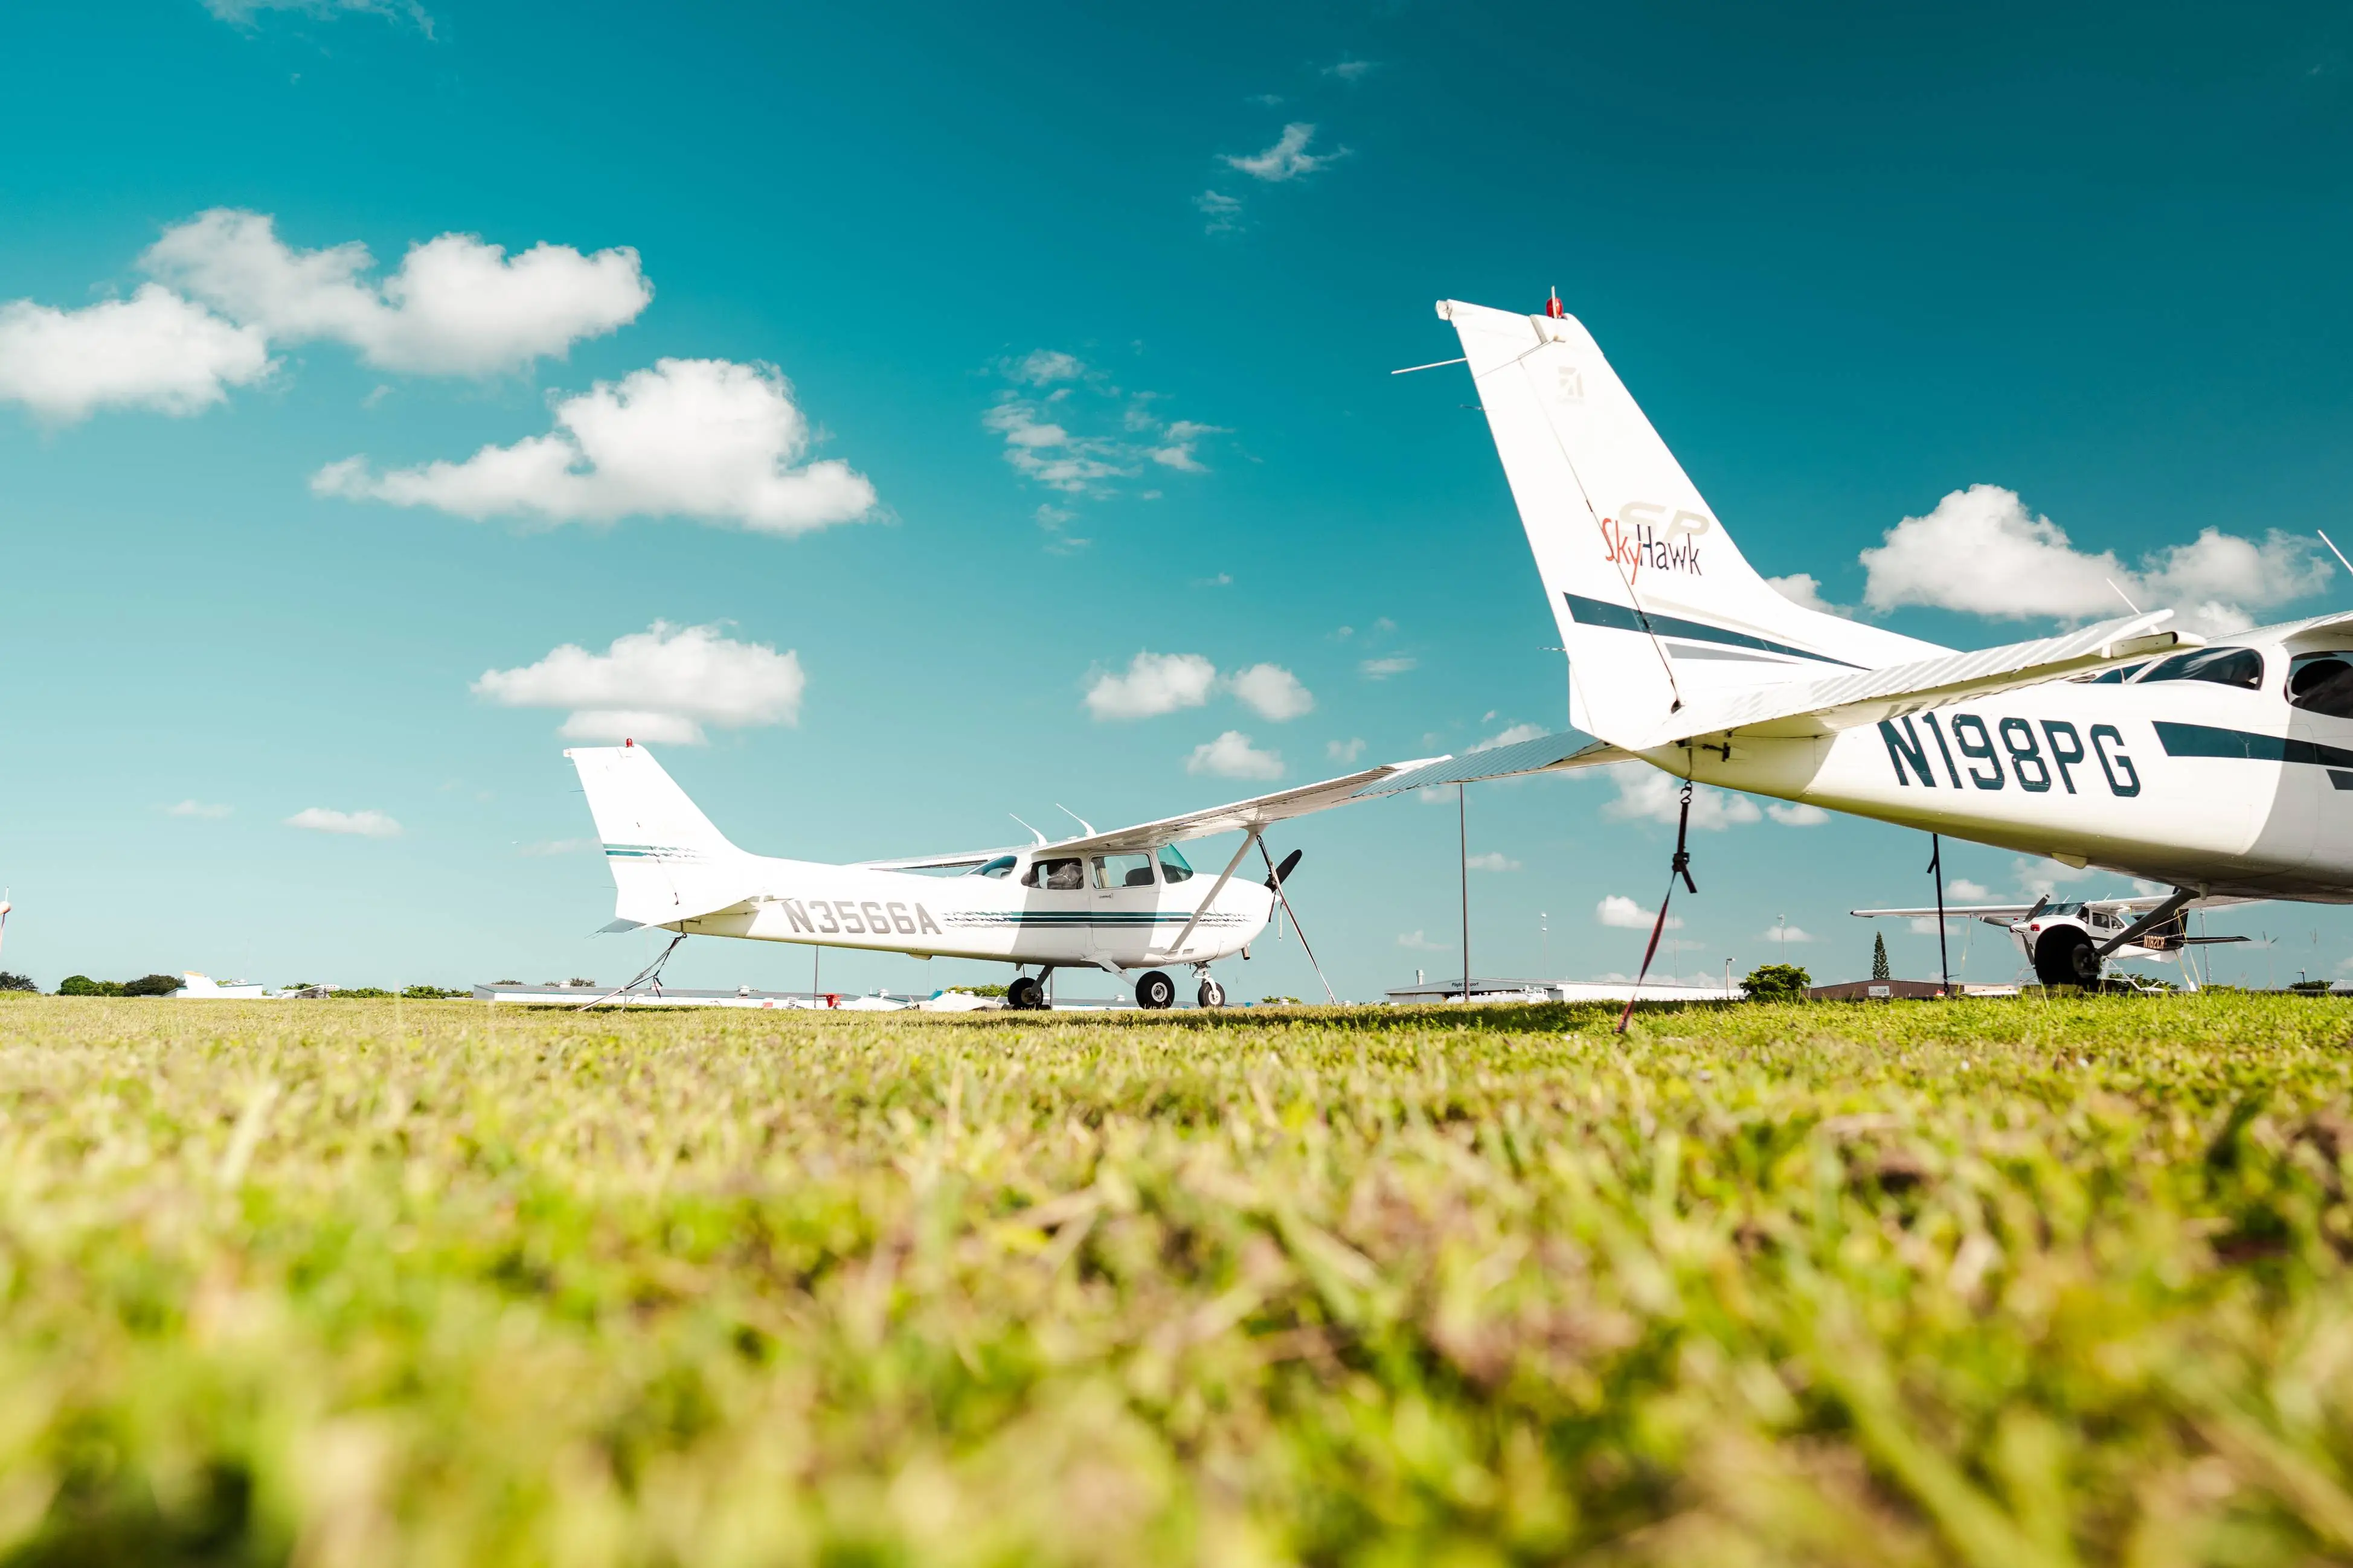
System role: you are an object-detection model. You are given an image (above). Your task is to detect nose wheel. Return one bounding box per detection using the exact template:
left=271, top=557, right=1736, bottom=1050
left=1134, top=970, right=1176, bottom=1010
left=1196, top=977, right=1226, bottom=1009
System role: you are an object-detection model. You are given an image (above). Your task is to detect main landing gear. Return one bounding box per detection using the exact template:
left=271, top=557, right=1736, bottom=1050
left=2033, top=927, right=2103, bottom=989
left=1007, top=971, right=1050, bottom=1010
left=1130, top=970, right=1226, bottom=1010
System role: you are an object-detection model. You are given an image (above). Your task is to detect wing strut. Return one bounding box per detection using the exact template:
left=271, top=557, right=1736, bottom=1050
left=1163, top=829, right=1262, bottom=959
left=2096, top=888, right=2194, bottom=958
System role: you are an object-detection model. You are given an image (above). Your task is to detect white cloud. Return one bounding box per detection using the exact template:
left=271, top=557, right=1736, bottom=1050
left=1465, top=852, right=1521, bottom=872
left=143, top=210, right=647, bottom=376
left=1150, top=418, right=1226, bottom=473
left=2015, top=856, right=2095, bottom=900
left=517, top=838, right=594, bottom=857
left=287, top=807, right=400, bottom=838
left=1360, top=656, right=1416, bottom=679
left=1396, top=930, right=1452, bottom=952
left=1196, top=191, right=1245, bottom=234
left=1767, top=573, right=1837, bottom=614
left=0, top=286, right=271, bottom=423
left=1908, top=917, right=1959, bottom=935
left=473, top=621, right=805, bottom=744
left=314, top=359, right=876, bottom=534
left=984, top=356, right=1221, bottom=507
left=1762, top=924, right=1816, bottom=944
left=1224, top=123, right=1345, bottom=181
left=1229, top=663, right=1314, bottom=721
left=1187, top=731, right=1284, bottom=781
left=1324, top=57, right=1375, bottom=80
left=1085, top=651, right=1219, bottom=720
left=1327, top=737, right=1366, bottom=764
left=1010, top=350, right=1084, bottom=386
left=1601, top=765, right=1762, bottom=830
left=1766, top=802, right=1829, bottom=826
left=1949, top=878, right=1993, bottom=901
left=164, top=799, right=232, bottom=819
left=1471, top=722, right=1546, bottom=752
left=1858, top=485, right=2329, bottom=636
left=1598, top=894, right=1680, bottom=930
left=207, top=0, right=431, bottom=29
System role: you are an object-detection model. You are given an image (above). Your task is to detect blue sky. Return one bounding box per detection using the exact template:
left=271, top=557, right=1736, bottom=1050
left=4, top=0, right=2352, bottom=997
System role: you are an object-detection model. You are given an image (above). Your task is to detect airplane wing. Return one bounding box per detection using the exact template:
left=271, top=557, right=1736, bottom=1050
left=1852, top=903, right=2045, bottom=921
left=850, top=850, right=1019, bottom=872
left=1652, top=613, right=2191, bottom=746
left=1349, top=729, right=1632, bottom=797
left=1045, top=755, right=1449, bottom=856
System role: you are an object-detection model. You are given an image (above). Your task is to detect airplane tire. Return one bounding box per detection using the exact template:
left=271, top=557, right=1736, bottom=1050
left=2034, top=927, right=2102, bottom=989
left=1136, top=970, right=1176, bottom=1010
left=1197, top=978, right=1226, bottom=1009
left=1006, top=975, right=1044, bottom=1010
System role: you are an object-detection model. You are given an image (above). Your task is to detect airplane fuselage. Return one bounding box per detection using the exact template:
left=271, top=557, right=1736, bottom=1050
left=1657, top=636, right=2353, bottom=900
left=658, top=851, right=1277, bottom=970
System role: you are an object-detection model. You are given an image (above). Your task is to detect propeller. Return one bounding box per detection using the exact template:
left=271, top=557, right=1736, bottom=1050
left=1255, top=840, right=1337, bottom=1005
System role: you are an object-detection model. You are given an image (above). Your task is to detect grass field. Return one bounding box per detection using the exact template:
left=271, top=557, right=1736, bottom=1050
left=1, top=994, right=2351, bottom=1566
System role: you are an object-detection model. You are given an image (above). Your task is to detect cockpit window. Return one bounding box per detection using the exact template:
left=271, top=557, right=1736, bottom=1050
left=1093, top=853, right=1155, bottom=889
left=1158, top=845, right=1194, bottom=883
left=2290, top=653, right=2353, bottom=720
left=1021, top=857, right=1085, bottom=890
left=969, top=855, right=1017, bottom=879
left=2136, top=646, right=2264, bottom=690
left=2072, top=662, right=2146, bottom=685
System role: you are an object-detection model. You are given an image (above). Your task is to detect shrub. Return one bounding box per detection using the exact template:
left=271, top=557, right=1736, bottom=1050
left=121, top=974, right=183, bottom=997
left=0, top=973, right=34, bottom=993
left=333, top=988, right=395, bottom=1000
left=1742, top=963, right=1812, bottom=1001
left=401, top=986, right=470, bottom=1000
left=56, top=976, right=121, bottom=997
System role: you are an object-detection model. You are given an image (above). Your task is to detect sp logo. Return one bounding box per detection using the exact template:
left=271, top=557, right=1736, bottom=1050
left=1553, top=365, right=1584, bottom=403
left=1600, top=500, right=1712, bottom=576
left=1619, top=501, right=1712, bottom=543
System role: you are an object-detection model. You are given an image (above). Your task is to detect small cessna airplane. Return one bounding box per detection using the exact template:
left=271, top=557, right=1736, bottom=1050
left=1849, top=892, right=2251, bottom=988
left=1369, top=295, right=2353, bottom=988
left=568, top=740, right=1440, bottom=1009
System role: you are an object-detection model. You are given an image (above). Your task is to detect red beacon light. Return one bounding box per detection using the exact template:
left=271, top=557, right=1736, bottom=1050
left=1545, top=287, right=1565, bottom=320
left=624, top=738, right=634, bottom=747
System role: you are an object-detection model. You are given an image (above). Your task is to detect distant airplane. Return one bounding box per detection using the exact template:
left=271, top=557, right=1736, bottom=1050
left=1850, top=893, right=2250, bottom=988
left=567, top=741, right=1440, bottom=1010
left=1411, top=294, right=2353, bottom=988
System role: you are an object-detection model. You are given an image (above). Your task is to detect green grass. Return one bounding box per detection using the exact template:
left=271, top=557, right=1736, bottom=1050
left=1, top=993, right=2351, bottom=1565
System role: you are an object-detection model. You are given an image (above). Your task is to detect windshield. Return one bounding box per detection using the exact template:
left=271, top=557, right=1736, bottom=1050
left=1158, top=845, right=1193, bottom=883
left=968, top=855, right=1017, bottom=878
left=2073, top=662, right=2146, bottom=685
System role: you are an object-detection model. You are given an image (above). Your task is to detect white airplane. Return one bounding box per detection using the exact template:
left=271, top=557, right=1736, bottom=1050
left=568, top=740, right=1440, bottom=1009
left=1849, top=892, right=2251, bottom=988
left=1383, top=295, right=2353, bottom=988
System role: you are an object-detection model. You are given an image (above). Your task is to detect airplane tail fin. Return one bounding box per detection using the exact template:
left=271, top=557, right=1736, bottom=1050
left=567, top=743, right=755, bottom=929
left=1437, top=298, right=1945, bottom=749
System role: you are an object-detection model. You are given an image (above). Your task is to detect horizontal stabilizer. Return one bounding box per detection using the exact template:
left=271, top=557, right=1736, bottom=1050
left=1656, top=613, right=2189, bottom=746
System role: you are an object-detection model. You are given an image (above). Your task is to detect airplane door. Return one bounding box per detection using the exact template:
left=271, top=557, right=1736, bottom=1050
left=1088, top=853, right=1155, bottom=966
left=2275, top=719, right=2324, bottom=878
